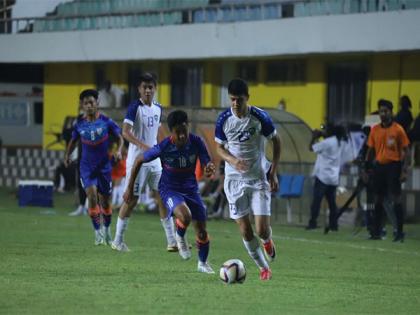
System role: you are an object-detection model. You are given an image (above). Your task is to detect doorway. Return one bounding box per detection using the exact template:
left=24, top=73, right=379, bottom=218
left=327, top=63, right=367, bottom=125
left=170, top=64, right=202, bottom=107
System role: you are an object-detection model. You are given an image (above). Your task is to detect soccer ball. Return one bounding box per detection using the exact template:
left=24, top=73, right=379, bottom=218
left=219, top=259, right=246, bottom=284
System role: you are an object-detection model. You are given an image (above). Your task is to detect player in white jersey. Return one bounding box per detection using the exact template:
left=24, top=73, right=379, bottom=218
left=111, top=73, right=177, bottom=252
left=215, top=78, right=281, bottom=281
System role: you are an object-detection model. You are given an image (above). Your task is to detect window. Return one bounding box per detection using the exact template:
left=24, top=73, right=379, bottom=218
left=33, top=102, right=43, bottom=125
left=127, top=66, right=142, bottom=103
left=0, top=64, right=43, bottom=83
left=282, top=4, right=294, bottom=18
left=266, top=60, right=306, bottom=83
left=170, top=64, right=202, bottom=107
left=237, top=62, right=257, bottom=82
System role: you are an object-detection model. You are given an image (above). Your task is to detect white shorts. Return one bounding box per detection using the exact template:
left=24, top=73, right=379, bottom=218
left=224, top=178, right=271, bottom=220
left=124, top=164, right=161, bottom=197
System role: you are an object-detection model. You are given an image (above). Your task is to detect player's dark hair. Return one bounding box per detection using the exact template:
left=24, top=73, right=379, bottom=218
left=378, top=99, right=393, bottom=111
left=400, top=95, right=412, bottom=110
left=228, top=78, right=249, bottom=96
left=324, top=122, right=348, bottom=142
left=167, top=110, right=188, bottom=131
left=137, top=72, right=157, bottom=87
left=79, top=89, right=98, bottom=101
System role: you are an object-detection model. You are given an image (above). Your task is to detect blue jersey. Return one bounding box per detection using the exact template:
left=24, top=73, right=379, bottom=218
left=71, top=113, right=121, bottom=171
left=143, top=133, right=211, bottom=192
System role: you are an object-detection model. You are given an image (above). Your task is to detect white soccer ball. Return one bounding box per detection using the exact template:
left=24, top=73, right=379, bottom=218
left=219, top=259, right=246, bottom=284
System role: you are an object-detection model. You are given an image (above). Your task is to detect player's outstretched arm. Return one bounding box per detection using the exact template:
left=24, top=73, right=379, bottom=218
left=122, top=123, right=150, bottom=151
left=64, top=138, right=77, bottom=168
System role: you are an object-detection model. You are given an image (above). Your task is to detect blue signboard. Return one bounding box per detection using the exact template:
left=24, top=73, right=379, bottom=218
left=0, top=102, right=28, bottom=126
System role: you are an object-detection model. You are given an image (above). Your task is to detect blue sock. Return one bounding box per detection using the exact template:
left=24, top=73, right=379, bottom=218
left=90, top=214, right=101, bottom=230
left=103, top=214, right=112, bottom=228
left=176, top=219, right=187, bottom=237
left=197, top=240, right=209, bottom=263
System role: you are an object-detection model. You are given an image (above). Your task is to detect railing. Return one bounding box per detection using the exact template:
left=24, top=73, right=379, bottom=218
left=0, top=0, right=417, bottom=34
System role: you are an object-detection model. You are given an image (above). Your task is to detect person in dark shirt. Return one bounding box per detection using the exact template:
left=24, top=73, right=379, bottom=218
left=395, top=95, right=413, bottom=133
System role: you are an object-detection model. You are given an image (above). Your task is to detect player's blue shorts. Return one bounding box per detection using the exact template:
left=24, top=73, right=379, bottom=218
left=80, top=163, right=112, bottom=196
left=159, top=187, right=207, bottom=222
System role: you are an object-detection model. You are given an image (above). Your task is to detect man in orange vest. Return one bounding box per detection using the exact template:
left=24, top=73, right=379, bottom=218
left=365, top=99, right=410, bottom=242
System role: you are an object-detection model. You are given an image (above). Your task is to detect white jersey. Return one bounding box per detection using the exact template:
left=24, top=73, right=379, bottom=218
left=215, top=106, right=277, bottom=180
left=124, top=99, right=162, bottom=168
left=312, top=136, right=341, bottom=186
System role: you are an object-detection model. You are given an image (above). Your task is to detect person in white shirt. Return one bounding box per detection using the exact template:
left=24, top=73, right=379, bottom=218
left=98, top=80, right=125, bottom=109
left=215, top=78, right=281, bottom=281
left=111, top=73, right=176, bottom=252
left=306, top=124, right=347, bottom=230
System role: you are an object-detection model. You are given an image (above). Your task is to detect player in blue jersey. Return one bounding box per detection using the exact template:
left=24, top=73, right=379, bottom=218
left=111, top=73, right=177, bottom=253
left=123, top=110, right=216, bottom=274
left=215, top=78, right=281, bottom=281
left=64, top=89, right=124, bottom=246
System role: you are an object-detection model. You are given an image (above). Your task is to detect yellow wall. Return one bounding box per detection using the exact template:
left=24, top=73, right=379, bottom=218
left=43, top=52, right=420, bottom=149
left=369, top=54, right=401, bottom=113
left=44, top=63, right=95, bottom=149
left=157, top=61, right=170, bottom=107
left=248, top=58, right=326, bottom=129
left=400, top=54, right=420, bottom=116
left=369, top=53, right=420, bottom=116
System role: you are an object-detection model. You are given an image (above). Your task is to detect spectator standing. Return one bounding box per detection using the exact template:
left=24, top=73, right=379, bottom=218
left=365, top=99, right=410, bottom=242
left=394, top=95, right=413, bottom=133
left=306, top=124, right=347, bottom=231
left=98, top=80, right=125, bottom=109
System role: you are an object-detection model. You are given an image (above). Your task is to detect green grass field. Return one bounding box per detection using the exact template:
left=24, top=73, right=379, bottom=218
left=1, top=188, right=419, bottom=315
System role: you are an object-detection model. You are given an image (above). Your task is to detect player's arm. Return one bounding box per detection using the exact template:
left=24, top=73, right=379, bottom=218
left=215, top=114, right=248, bottom=172
left=123, top=143, right=162, bottom=203
left=122, top=123, right=150, bottom=151
left=114, top=133, right=124, bottom=161
left=109, top=118, right=124, bottom=161
left=196, top=136, right=216, bottom=177
left=64, top=138, right=77, bottom=168
left=123, top=154, right=145, bottom=203
left=64, top=126, right=80, bottom=167
left=268, top=133, right=281, bottom=192
left=215, top=143, right=248, bottom=172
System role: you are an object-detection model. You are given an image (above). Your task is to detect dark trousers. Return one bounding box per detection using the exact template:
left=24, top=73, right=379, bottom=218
left=309, top=177, right=338, bottom=228
left=372, top=162, right=404, bottom=236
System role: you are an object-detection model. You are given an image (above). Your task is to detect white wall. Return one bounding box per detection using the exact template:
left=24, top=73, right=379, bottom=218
left=1, top=10, right=420, bottom=63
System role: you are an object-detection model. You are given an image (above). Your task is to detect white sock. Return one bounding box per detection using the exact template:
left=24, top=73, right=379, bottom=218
left=161, top=217, right=176, bottom=246
left=243, top=236, right=269, bottom=270
left=114, top=217, right=129, bottom=244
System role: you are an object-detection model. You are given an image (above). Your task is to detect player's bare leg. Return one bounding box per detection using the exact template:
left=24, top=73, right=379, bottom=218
left=99, top=194, right=113, bottom=245
left=255, top=215, right=276, bottom=262
left=236, top=215, right=271, bottom=280
left=86, top=186, right=103, bottom=245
